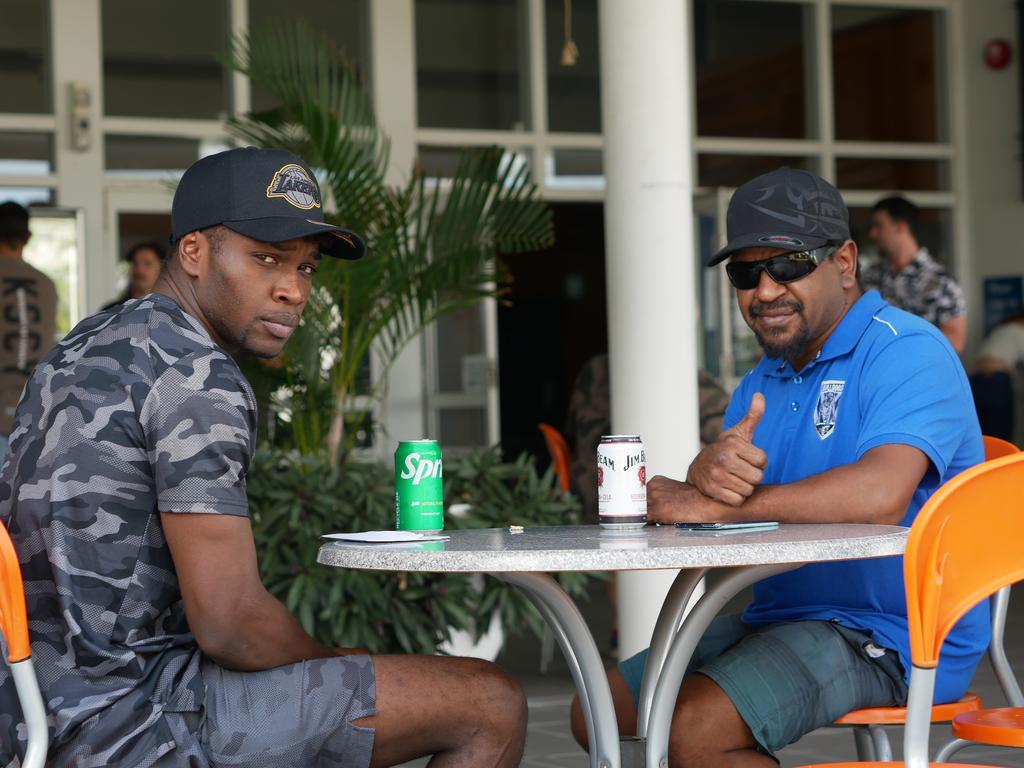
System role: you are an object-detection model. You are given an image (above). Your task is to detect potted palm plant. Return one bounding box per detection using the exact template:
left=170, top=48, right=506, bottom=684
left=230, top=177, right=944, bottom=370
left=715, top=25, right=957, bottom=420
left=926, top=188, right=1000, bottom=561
left=228, top=23, right=554, bottom=460
left=228, top=23, right=594, bottom=655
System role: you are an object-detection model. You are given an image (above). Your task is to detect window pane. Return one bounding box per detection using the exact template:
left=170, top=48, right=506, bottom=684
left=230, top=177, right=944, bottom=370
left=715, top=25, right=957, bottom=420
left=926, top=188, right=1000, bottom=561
left=545, top=0, right=600, bottom=132
left=0, top=188, right=53, bottom=207
left=418, top=145, right=531, bottom=180
left=436, top=306, right=485, bottom=393
left=249, top=0, right=368, bottom=113
left=698, top=155, right=817, bottom=188
left=836, top=157, right=951, bottom=191
left=849, top=205, right=955, bottom=274
left=694, top=0, right=813, bottom=139
left=102, top=0, right=229, bottom=119
left=416, top=0, right=526, bottom=130
left=0, top=0, right=50, bottom=113
left=0, top=133, right=54, bottom=176
left=439, top=407, right=488, bottom=448
left=833, top=7, right=946, bottom=142
left=552, top=149, right=602, bottom=178
left=25, top=211, right=82, bottom=339
left=417, top=145, right=465, bottom=178
left=105, top=136, right=202, bottom=173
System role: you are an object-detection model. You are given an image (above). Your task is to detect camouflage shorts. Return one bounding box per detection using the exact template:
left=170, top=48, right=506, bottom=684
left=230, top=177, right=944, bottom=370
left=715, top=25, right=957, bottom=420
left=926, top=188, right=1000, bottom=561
left=153, top=655, right=376, bottom=768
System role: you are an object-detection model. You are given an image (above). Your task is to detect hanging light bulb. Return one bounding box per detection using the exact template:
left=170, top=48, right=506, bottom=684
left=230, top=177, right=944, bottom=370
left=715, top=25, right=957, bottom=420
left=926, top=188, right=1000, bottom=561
left=561, top=0, right=579, bottom=66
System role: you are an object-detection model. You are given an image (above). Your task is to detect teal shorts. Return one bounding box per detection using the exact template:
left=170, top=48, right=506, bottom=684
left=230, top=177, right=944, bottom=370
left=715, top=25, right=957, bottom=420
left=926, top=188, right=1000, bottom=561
left=619, top=615, right=908, bottom=756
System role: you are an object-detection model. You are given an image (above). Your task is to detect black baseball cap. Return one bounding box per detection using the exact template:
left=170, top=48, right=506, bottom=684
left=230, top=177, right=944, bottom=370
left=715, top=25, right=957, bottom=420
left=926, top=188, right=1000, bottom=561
left=707, top=167, right=850, bottom=266
left=171, top=147, right=366, bottom=260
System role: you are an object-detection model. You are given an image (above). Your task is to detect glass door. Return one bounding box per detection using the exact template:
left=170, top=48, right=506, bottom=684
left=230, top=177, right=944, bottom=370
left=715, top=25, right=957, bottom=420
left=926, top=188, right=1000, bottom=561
left=694, top=188, right=759, bottom=390
left=24, top=208, right=85, bottom=341
left=424, top=299, right=500, bottom=453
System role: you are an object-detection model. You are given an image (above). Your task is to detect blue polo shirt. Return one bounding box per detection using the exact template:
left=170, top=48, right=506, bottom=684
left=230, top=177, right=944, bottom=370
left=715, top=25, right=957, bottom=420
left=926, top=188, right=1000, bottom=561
left=728, top=290, right=989, bottom=703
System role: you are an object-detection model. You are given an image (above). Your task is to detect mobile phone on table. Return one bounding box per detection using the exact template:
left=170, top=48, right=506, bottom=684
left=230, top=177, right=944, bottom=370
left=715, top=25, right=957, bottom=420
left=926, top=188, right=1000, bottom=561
left=674, top=521, right=779, bottom=531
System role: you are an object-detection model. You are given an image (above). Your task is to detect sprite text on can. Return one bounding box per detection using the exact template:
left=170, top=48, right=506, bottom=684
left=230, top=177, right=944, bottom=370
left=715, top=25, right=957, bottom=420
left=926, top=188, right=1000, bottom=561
left=395, top=440, right=444, bottom=534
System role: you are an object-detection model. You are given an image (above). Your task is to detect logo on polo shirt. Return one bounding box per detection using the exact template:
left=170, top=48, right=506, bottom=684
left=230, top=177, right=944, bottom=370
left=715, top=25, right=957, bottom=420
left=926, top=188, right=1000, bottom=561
left=814, top=380, right=845, bottom=439
left=266, top=164, right=322, bottom=210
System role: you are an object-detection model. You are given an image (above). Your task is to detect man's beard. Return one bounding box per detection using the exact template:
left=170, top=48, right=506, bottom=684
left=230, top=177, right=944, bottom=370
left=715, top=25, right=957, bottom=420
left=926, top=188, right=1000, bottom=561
left=750, top=299, right=811, bottom=362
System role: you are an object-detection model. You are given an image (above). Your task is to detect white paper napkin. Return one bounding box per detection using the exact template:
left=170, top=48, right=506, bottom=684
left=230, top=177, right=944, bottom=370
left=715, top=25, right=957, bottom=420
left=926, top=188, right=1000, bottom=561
left=322, top=530, right=450, bottom=543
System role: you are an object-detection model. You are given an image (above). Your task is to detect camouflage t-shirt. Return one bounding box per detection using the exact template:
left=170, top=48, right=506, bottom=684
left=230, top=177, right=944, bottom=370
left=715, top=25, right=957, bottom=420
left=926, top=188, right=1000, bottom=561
left=860, top=248, right=966, bottom=328
left=0, top=294, right=256, bottom=768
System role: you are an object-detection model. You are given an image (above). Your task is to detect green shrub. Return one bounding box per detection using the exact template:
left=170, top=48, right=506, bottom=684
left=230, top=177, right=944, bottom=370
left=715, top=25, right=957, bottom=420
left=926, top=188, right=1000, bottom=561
left=248, top=446, right=595, bottom=654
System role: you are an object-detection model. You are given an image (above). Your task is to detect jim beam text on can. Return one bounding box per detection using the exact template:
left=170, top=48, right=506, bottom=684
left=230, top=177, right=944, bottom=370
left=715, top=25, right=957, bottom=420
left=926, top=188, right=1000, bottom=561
left=597, top=435, right=647, bottom=529
left=395, top=439, right=444, bottom=534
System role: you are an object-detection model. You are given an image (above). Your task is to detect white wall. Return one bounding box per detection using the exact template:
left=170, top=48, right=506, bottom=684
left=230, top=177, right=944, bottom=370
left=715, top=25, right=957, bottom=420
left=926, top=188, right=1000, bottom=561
left=961, top=0, right=1024, bottom=360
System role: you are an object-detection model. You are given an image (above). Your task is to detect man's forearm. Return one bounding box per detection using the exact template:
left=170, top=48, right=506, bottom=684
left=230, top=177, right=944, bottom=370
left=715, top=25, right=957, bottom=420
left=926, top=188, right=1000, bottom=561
left=196, top=587, right=341, bottom=671
left=653, top=444, right=927, bottom=526
left=727, top=461, right=909, bottom=526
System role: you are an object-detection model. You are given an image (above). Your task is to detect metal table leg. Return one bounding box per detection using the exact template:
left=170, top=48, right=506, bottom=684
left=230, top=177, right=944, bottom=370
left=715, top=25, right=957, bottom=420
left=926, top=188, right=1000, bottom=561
left=636, top=568, right=707, bottom=739
left=645, top=564, right=797, bottom=768
left=496, top=572, right=622, bottom=768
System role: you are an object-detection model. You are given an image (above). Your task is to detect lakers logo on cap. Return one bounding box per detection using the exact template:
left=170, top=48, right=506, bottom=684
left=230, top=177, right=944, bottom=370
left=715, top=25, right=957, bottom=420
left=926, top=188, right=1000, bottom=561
left=266, top=164, right=322, bottom=210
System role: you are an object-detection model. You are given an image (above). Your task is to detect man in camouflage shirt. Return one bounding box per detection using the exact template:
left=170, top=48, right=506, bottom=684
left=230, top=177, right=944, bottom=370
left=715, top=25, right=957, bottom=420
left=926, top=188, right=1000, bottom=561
left=564, top=353, right=731, bottom=521
left=861, top=195, right=967, bottom=353
left=0, top=148, right=526, bottom=768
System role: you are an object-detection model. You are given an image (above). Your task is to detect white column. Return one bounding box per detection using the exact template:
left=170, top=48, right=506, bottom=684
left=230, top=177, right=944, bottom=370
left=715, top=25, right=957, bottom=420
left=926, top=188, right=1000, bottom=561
left=51, top=0, right=109, bottom=315
left=598, top=0, right=701, bottom=659
left=370, top=0, right=427, bottom=449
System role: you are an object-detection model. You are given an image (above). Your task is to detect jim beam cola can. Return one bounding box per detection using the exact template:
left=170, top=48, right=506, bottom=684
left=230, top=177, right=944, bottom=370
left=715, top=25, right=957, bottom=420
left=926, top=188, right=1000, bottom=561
left=395, top=440, right=444, bottom=534
left=597, top=435, right=647, bottom=529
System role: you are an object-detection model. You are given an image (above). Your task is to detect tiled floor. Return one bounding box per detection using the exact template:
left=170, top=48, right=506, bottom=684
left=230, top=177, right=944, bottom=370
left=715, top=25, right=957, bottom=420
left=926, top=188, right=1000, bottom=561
left=402, top=582, right=1024, bottom=767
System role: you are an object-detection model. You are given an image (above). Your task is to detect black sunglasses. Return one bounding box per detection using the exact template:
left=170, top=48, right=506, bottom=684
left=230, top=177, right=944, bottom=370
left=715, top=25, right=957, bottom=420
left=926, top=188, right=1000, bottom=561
left=725, top=244, right=842, bottom=290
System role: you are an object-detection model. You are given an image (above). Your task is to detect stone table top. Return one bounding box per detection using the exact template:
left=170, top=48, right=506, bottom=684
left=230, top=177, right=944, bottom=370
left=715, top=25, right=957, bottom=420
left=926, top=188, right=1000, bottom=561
left=316, top=524, right=908, bottom=573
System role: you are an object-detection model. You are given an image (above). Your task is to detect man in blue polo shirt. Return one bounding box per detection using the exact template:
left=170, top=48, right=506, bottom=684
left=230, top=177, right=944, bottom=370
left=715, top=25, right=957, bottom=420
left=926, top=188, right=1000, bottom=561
left=569, top=168, right=988, bottom=766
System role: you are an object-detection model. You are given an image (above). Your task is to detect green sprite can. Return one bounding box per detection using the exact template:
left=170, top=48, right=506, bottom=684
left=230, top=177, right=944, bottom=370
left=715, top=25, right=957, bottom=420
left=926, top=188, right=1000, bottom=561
left=395, top=439, right=444, bottom=533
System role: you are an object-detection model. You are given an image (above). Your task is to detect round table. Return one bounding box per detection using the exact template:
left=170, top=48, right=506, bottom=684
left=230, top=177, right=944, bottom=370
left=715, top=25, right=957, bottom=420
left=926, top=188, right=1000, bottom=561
left=319, top=523, right=908, bottom=768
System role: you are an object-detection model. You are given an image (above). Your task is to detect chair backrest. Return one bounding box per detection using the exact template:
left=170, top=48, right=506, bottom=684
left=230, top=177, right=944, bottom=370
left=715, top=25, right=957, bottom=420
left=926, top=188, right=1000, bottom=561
left=0, top=521, right=48, bottom=768
left=981, top=435, right=1023, bottom=708
left=538, top=422, right=571, bottom=493
left=983, top=434, right=1019, bottom=461
left=905, top=451, right=1024, bottom=669
left=0, top=522, right=30, bottom=664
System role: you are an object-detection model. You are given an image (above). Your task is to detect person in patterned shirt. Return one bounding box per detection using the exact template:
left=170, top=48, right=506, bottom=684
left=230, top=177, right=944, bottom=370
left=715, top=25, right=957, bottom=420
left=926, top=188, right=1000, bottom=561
left=0, top=148, right=526, bottom=768
left=861, top=195, right=967, bottom=353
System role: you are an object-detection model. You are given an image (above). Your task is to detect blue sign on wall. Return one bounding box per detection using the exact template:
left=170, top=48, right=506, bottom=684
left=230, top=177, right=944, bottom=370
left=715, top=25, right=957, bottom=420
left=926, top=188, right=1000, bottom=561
left=984, top=275, right=1024, bottom=334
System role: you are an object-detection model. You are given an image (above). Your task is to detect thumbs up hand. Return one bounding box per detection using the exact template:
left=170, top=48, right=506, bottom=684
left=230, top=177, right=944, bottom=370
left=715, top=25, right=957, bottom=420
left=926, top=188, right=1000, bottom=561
left=685, top=393, right=768, bottom=506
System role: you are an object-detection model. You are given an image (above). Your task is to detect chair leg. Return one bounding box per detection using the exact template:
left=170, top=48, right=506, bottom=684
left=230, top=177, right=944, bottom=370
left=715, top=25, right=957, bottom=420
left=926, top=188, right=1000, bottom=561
left=852, top=727, right=876, bottom=761
left=933, top=738, right=971, bottom=762
left=869, top=725, right=893, bottom=762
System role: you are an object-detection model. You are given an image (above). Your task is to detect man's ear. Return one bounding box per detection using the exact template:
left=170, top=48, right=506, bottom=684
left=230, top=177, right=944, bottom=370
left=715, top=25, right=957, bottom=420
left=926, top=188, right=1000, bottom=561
left=176, top=232, right=204, bottom=279
left=834, top=239, right=859, bottom=289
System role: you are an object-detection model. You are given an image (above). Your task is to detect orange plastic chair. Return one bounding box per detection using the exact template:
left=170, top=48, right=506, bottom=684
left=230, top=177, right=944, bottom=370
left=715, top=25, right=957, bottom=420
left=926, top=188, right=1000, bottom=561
left=831, top=436, right=1020, bottom=762
left=0, top=522, right=47, bottom=767
left=538, top=422, right=571, bottom=493
left=931, top=437, right=1024, bottom=762
left=798, top=450, right=1024, bottom=768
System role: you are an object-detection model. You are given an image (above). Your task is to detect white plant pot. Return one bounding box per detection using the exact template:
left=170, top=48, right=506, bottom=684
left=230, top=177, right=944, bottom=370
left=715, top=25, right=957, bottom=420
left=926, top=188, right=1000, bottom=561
left=439, top=607, right=504, bottom=661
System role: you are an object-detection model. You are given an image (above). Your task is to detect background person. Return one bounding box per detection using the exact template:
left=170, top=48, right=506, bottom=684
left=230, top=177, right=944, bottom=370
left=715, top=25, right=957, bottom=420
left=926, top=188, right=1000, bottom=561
left=565, top=352, right=730, bottom=522
left=970, top=311, right=1024, bottom=443
left=861, top=195, right=967, bottom=353
left=0, top=201, right=57, bottom=460
left=570, top=168, right=988, bottom=766
left=0, top=148, right=526, bottom=768
left=102, top=240, right=166, bottom=309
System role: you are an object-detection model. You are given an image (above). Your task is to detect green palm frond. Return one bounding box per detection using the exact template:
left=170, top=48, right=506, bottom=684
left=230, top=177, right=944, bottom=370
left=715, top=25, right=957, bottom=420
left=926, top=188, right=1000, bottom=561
left=227, top=22, right=554, bottom=459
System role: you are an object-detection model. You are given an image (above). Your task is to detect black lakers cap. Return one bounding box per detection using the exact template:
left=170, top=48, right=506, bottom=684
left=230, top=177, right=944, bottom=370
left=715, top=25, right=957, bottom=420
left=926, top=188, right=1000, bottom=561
left=171, top=147, right=366, bottom=260
left=707, top=167, right=850, bottom=266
